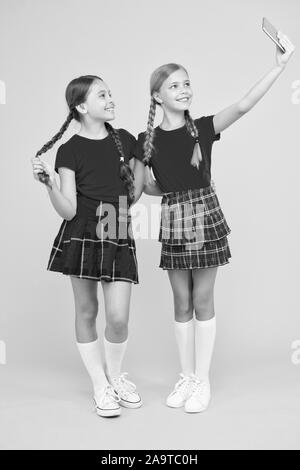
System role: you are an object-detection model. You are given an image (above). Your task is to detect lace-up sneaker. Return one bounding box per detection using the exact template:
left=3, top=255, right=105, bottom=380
left=166, top=373, right=194, bottom=408
left=111, top=372, right=142, bottom=409
left=93, top=384, right=121, bottom=418
left=184, top=376, right=211, bottom=413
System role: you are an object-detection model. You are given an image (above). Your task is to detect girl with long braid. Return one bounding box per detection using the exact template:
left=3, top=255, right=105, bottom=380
left=134, top=31, right=294, bottom=414
left=31, top=75, right=144, bottom=418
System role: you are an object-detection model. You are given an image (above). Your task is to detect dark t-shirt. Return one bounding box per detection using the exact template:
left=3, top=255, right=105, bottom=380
left=133, top=115, right=220, bottom=192
left=54, top=128, right=137, bottom=202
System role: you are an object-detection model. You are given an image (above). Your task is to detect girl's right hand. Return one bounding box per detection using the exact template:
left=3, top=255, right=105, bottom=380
left=31, top=157, right=55, bottom=185
left=276, top=32, right=295, bottom=68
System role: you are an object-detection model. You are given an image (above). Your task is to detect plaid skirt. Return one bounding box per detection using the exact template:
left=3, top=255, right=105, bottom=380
left=47, top=195, right=139, bottom=284
left=159, top=183, right=232, bottom=270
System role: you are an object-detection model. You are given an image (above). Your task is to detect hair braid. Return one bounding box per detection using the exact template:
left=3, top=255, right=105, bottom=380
left=35, top=110, right=74, bottom=187
left=142, top=96, right=157, bottom=186
left=105, top=122, right=135, bottom=207
left=143, top=95, right=157, bottom=165
left=184, top=110, right=209, bottom=177
left=184, top=109, right=198, bottom=139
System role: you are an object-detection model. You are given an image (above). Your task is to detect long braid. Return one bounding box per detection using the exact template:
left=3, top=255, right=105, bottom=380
left=184, top=109, right=198, bottom=139
left=143, top=95, right=157, bottom=185
left=105, top=122, right=135, bottom=207
left=35, top=110, right=74, bottom=188
left=143, top=96, right=157, bottom=165
left=184, top=110, right=210, bottom=178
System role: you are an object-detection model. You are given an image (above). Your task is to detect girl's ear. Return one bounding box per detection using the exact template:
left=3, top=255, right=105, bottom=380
left=75, top=103, right=87, bottom=115
left=154, top=93, right=163, bottom=105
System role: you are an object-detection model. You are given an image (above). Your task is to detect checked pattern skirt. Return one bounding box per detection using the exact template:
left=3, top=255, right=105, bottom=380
left=159, top=182, right=232, bottom=270
left=46, top=196, right=139, bottom=284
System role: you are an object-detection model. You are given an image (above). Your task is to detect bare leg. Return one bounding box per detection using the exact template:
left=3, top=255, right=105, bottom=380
left=70, top=276, right=98, bottom=343
left=101, top=280, right=131, bottom=343
left=192, top=267, right=218, bottom=321
left=167, top=270, right=193, bottom=323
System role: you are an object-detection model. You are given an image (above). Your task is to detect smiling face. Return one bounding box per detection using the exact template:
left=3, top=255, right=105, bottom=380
left=76, top=79, right=115, bottom=122
left=154, top=68, right=193, bottom=112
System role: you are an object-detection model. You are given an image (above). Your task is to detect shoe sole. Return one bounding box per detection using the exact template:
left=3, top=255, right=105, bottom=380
left=184, top=407, right=207, bottom=413
left=119, top=399, right=142, bottom=409
left=166, top=401, right=185, bottom=408
left=95, top=407, right=122, bottom=418
left=184, top=402, right=210, bottom=413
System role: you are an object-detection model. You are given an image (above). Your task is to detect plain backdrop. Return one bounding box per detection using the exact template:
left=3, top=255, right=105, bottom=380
left=0, top=0, right=299, bottom=450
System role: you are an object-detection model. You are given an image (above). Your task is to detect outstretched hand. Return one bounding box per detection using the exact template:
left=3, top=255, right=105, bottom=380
left=276, top=32, right=295, bottom=67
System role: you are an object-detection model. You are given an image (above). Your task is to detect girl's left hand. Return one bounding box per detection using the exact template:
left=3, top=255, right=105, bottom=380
left=144, top=166, right=156, bottom=186
left=276, top=32, right=296, bottom=68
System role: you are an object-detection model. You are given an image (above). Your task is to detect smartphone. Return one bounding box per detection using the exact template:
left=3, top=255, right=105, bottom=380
left=262, top=17, right=286, bottom=52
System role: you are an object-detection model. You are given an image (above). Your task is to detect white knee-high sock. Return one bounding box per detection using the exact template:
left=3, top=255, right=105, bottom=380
left=76, top=338, right=109, bottom=396
left=174, top=318, right=195, bottom=376
left=195, top=316, right=216, bottom=382
left=103, top=336, right=128, bottom=381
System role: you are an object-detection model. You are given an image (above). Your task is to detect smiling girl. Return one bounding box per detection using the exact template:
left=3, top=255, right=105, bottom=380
left=31, top=75, right=143, bottom=418
left=133, top=32, right=295, bottom=413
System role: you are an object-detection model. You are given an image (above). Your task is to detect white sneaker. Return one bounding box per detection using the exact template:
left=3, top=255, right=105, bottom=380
left=93, top=384, right=121, bottom=418
left=166, top=373, right=194, bottom=408
left=111, top=372, right=142, bottom=409
left=184, top=376, right=211, bottom=413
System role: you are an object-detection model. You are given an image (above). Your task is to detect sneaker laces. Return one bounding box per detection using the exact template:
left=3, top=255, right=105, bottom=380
left=190, top=377, right=209, bottom=400
left=95, top=384, right=120, bottom=408
left=112, top=372, right=137, bottom=398
left=171, top=373, right=192, bottom=397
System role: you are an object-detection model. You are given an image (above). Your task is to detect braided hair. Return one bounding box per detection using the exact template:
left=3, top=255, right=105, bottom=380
left=35, top=111, right=74, bottom=186
left=105, top=122, right=135, bottom=206
left=143, top=63, right=209, bottom=181
left=35, top=75, right=135, bottom=206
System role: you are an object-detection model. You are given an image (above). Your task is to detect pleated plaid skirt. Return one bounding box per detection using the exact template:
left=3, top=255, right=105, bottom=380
left=159, top=183, right=232, bottom=270
left=47, top=195, right=139, bottom=284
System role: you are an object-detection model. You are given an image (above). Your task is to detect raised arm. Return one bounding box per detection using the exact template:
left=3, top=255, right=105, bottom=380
left=213, top=31, right=295, bottom=134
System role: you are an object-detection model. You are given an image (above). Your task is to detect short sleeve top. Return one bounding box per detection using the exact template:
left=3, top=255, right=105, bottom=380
left=54, top=128, right=137, bottom=202
left=133, top=115, right=220, bottom=193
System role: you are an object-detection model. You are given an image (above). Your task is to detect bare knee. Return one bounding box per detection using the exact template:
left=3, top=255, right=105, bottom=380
left=106, top=312, right=128, bottom=336
left=193, top=289, right=214, bottom=321
left=75, top=299, right=98, bottom=323
left=174, top=295, right=193, bottom=322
